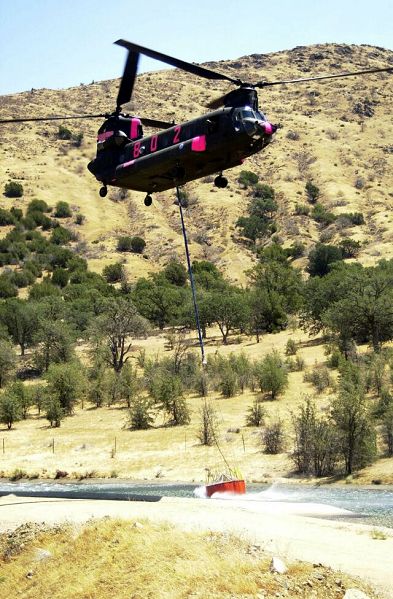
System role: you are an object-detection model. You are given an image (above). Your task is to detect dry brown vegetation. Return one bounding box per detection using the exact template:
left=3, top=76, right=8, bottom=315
left=0, top=519, right=378, bottom=599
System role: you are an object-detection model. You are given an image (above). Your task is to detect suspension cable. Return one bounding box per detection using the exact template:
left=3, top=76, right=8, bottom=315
left=176, top=186, right=206, bottom=366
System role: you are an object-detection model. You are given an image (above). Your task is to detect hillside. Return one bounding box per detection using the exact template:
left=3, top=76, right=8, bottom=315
left=1, top=42, right=392, bottom=284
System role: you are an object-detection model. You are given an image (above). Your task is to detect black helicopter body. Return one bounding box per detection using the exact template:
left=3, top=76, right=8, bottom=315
left=1, top=39, right=391, bottom=206
left=87, top=99, right=276, bottom=198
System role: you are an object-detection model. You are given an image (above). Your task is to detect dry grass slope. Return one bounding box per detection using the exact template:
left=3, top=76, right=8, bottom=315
left=0, top=519, right=378, bottom=598
left=0, top=43, right=392, bottom=283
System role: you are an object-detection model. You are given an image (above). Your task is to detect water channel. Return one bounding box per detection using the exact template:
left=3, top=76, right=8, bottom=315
left=0, top=480, right=392, bottom=528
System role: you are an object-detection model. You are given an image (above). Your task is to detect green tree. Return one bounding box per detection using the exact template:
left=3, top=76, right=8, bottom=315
left=0, top=392, right=21, bottom=429
left=164, top=260, right=187, bottom=287
left=0, top=340, right=17, bottom=388
left=132, top=275, right=187, bottom=329
left=33, top=320, right=75, bottom=372
left=211, top=288, right=249, bottom=344
left=0, top=299, right=39, bottom=356
left=45, top=397, right=64, bottom=427
left=45, top=361, right=86, bottom=415
left=9, top=381, right=31, bottom=419
left=92, top=298, right=149, bottom=372
left=255, top=350, right=288, bottom=400
left=150, top=371, right=190, bottom=425
left=331, top=362, right=377, bottom=474
left=307, top=243, right=343, bottom=277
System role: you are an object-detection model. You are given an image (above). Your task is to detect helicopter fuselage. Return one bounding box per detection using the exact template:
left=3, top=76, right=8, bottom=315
left=87, top=106, right=276, bottom=195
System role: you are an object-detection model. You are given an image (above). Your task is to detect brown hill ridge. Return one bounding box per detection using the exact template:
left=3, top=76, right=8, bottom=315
left=0, top=42, right=392, bottom=283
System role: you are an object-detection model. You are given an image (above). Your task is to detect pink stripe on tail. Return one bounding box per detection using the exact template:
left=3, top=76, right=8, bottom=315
left=191, top=135, right=206, bottom=152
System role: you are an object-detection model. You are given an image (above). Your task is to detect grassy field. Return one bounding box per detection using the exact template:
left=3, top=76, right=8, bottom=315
left=1, top=327, right=392, bottom=486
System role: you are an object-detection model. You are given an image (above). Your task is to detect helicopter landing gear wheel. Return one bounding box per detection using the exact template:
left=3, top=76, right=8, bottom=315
left=99, top=185, right=107, bottom=198
left=214, top=175, right=228, bottom=189
left=144, top=194, right=153, bottom=207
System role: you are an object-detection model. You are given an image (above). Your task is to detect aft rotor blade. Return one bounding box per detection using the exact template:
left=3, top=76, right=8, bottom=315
left=255, top=66, right=393, bottom=88
left=115, top=39, right=241, bottom=85
left=0, top=113, right=106, bottom=124
left=116, top=50, right=140, bottom=109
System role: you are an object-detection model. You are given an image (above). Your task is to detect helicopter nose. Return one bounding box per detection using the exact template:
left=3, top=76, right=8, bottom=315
left=258, top=121, right=276, bottom=136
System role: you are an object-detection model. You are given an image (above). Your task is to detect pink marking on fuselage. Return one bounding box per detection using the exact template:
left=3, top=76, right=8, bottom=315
left=262, top=122, right=273, bottom=135
left=97, top=130, right=114, bottom=142
left=121, top=160, right=135, bottom=169
left=130, top=118, right=142, bottom=140
left=191, top=135, right=206, bottom=152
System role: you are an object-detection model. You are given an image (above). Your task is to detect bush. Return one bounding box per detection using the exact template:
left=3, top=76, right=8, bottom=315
left=285, top=339, right=297, bottom=356
left=263, top=420, right=285, bottom=454
left=75, top=213, right=85, bottom=225
left=245, top=399, right=265, bottom=427
left=305, top=181, right=320, bottom=203
left=102, top=262, right=125, bottom=283
left=303, top=365, right=332, bottom=393
left=0, top=208, right=16, bottom=226
left=311, top=203, right=336, bottom=226
left=294, top=203, right=310, bottom=216
left=128, top=397, right=154, bottom=430
left=238, top=170, right=259, bottom=188
left=58, top=125, right=72, bottom=140
left=54, top=201, right=72, bottom=218
left=27, top=199, right=50, bottom=213
left=117, top=236, right=133, bottom=252
left=50, top=226, right=73, bottom=245
left=4, top=181, right=23, bottom=198
left=197, top=400, right=218, bottom=445
left=130, top=236, right=146, bottom=254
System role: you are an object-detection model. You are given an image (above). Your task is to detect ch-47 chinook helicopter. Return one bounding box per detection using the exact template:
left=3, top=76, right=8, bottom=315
left=1, top=40, right=392, bottom=206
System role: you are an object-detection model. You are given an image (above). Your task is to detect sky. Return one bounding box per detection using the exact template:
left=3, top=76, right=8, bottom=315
left=0, top=0, right=392, bottom=96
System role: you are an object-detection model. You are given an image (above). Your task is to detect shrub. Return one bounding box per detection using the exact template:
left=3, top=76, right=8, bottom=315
left=117, top=236, right=133, bottom=252
left=75, top=213, right=85, bottom=225
left=128, top=397, right=154, bottom=430
left=130, top=236, right=146, bottom=254
left=54, top=201, right=72, bottom=218
left=238, top=170, right=259, bottom=188
left=197, top=400, right=218, bottom=445
left=263, top=420, right=285, bottom=454
left=294, top=203, right=310, bottom=216
left=311, top=203, right=336, bottom=226
left=285, top=339, right=297, bottom=356
left=0, top=208, right=16, bottom=226
left=27, top=199, right=50, bottom=213
left=305, top=181, right=320, bottom=203
left=4, top=181, right=23, bottom=198
left=58, top=125, right=72, bottom=140
left=303, top=365, right=332, bottom=393
left=245, top=399, right=265, bottom=427
left=102, top=262, right=125, bottom=283
left=50, top=226, right=73, bottom=245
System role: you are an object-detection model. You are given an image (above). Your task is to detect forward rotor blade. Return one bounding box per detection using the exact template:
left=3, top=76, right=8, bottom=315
left=207, top=93, right=229, bottom=109
left=255, top=66, right=393, bottom=88
left=116, top=50, right=139, bottom=109
left=0, top=113, right=106, bottom=124
left=140, top=117, right=174, bottom=129
left=115, top=39, right=241, bottom=85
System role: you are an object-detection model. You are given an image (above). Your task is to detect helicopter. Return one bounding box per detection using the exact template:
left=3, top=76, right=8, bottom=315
left=1, top=40, right=392, bottom=207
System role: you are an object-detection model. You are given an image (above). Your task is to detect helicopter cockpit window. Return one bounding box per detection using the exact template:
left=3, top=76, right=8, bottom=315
left=241, top=109, right=256, bottom=120
left=256, top=111, right=266, bottom=121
